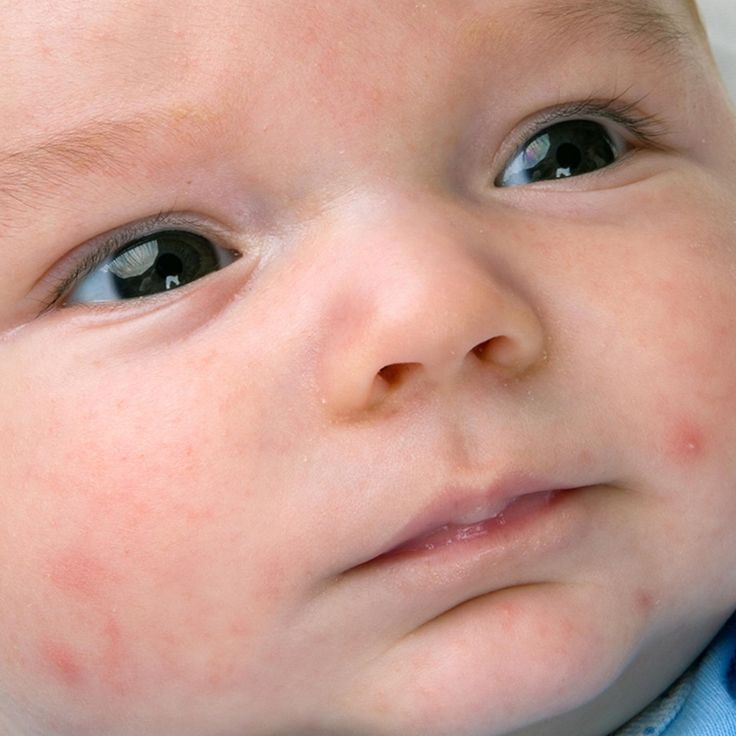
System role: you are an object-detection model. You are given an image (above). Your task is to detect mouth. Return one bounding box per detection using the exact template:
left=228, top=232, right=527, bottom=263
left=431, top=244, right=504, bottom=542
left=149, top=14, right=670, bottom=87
left=366, top=475, right=590, bottom=565
left=380, top=489, right=560, bottom=557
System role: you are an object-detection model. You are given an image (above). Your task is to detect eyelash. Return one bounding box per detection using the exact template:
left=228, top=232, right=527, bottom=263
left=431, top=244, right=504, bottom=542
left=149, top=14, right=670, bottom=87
left=508, top=92, right=671, bottom=155
left=38, top=93, right=669, bottom=313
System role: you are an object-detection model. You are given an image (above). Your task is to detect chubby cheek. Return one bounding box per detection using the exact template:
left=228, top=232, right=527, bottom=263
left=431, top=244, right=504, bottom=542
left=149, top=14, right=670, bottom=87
left=604, top=211, right=736, bottom=582
left=0, top=335, right=308, bottom=721
left=641, top=277, right=736, bottom=479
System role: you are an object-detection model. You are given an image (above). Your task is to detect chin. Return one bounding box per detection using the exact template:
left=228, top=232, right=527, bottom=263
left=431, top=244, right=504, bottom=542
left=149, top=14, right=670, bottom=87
left=332, top=585, right=638, bottom=736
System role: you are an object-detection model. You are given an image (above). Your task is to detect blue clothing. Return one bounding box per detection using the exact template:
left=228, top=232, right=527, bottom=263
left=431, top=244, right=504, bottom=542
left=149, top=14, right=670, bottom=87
left=611, top=613, right=736, bottom=735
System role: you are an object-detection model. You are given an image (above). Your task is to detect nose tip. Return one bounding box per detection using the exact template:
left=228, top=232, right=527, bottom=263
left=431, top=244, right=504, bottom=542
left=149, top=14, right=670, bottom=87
left=317, top=252, right=547, bottom=415
left=305, top=193, right=549, bottom=417
left=375, top=296, right=546, bottom=388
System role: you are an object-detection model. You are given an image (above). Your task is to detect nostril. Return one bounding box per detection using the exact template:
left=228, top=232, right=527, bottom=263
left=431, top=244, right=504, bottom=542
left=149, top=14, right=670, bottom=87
left=473, top=336, right=522, bottom=370
left=378, top=364, right=401, bottom=384
left=472, top=339, right=493, bottom=359
left=378, top=362, right=421, bottom=386
left=477, top=335, right=529, bottom=371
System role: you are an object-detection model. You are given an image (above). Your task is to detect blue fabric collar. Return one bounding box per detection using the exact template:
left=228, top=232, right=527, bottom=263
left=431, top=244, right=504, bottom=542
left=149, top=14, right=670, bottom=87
left=611, top=613, right=736, bottom=735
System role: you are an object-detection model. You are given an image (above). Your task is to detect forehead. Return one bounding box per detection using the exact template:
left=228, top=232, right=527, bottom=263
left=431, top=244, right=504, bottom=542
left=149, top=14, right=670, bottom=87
left=0, top=0, right=708, bottom=227
left=0, top=0, right=697, bottom=130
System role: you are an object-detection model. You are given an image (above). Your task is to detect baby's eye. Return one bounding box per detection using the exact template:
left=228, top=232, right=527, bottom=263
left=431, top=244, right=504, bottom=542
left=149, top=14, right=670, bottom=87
left=496, top=119, right=623, bottom=187
left=65, top=230, right=239, bottom=305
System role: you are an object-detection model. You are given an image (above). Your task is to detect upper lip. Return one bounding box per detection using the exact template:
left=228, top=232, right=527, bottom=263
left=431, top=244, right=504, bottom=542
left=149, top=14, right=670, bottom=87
left=371, top=472, right=580, bottom=561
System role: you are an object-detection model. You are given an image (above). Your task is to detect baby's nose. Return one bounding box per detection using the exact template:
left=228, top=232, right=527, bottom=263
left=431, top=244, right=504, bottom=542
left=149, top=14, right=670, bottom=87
left=312, top=194, right=547, bottom=416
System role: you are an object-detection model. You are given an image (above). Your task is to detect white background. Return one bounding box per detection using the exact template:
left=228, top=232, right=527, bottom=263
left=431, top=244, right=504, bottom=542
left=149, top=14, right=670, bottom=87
left=698, top=0, right=736, bottom=101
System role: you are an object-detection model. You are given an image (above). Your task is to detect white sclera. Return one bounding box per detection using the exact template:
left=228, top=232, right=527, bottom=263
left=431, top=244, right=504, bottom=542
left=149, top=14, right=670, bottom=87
left=71, top=240, right=160, bottom=303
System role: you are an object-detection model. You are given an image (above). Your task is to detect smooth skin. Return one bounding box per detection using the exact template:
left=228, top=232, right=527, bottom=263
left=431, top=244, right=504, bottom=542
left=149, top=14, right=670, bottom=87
left=0, top=1, right=735, bottom=735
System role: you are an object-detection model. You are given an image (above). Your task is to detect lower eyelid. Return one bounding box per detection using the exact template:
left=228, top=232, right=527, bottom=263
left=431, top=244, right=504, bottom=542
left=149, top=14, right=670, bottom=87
left=505, top=149, right=665, bottom=198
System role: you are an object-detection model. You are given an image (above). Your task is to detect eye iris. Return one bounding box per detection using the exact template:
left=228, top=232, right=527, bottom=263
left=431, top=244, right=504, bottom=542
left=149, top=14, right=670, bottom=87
left=497, top=120, right=618, bottom=187
left=523, top=134, right=551, bottom=168
left=109, top=231, right=218, bottom=299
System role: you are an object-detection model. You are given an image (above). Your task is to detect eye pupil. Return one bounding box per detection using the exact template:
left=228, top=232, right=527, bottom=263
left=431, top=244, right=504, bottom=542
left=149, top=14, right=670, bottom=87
left=155, top=252, right=184, bottom=278
left=556, top=142, right=582, bottom=171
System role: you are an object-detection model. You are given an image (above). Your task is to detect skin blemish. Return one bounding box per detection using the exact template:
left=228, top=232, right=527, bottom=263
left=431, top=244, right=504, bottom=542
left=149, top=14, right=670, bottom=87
left=666, top=418, right=708, bottom=465
left=40, top=616, right=132, bottom=697
left=41, top=640, right=85, bottom=689
left=206, top=657, right=238, bottom=692
left=100, top=615, right=129, bottom=697
left=46, top=549, right=114, bottom=601
left=577, top=448, right=594, bottom=468
left=42, top=549, right=133, bottom=696
left=634, top=589, right=655, bottom=617
left=229, top=618, right=252, bottom=638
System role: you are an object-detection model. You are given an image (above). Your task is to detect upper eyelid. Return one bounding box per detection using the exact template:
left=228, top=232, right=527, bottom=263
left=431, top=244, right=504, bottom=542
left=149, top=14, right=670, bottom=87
left=533, top=99, right=669, bottom=146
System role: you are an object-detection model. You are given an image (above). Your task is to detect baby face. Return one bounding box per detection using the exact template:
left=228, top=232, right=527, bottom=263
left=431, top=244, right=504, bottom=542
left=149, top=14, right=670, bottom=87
left=1, top=1, right=735, bottom=735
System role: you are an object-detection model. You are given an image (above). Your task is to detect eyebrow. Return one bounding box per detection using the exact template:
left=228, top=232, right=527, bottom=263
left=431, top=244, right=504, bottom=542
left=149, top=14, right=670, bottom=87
left=0, top=108, right=205, bottom=228
left=529, top=0, right=693, bottom=60
left=0, top=0, right=694, bottom=225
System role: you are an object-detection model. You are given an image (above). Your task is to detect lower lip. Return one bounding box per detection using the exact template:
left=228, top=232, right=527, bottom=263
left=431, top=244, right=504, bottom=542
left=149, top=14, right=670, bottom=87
left=373, top=489, right=567, bottom=562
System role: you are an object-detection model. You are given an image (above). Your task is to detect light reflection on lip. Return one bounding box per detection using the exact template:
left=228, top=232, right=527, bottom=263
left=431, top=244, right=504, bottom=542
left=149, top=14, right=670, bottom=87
left=368, top=474, right=592, bottom=563
left=382, top=490, right=560, bottom=556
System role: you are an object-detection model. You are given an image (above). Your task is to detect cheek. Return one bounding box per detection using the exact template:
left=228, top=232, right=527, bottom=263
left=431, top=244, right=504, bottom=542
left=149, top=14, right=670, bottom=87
left=597, top=212, right=736, bottom=473
left=609, top=221, right=736, bottom=559
left=648, top=285, right=736, bottom=471
left=0, top=340, right=303, bottom=713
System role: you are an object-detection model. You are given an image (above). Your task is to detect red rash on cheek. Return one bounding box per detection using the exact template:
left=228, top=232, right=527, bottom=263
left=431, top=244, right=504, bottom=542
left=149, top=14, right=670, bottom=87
left=634, top=589, right=656, bottom=617
left=39, top=614, right=131, bottom=697
left=38, top=549, right=132, bottom=695
left=46, top=549, right=118, bottom=601
left=41, top=641, right=86, bottom=689
left=100, top=616, right=128, bottom=695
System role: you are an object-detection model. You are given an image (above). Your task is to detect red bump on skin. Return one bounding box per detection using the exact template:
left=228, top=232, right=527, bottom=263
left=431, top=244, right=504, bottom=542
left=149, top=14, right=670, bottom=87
left=635, top=589, right=655, bottom=616
left=41, top=640, right=85, bottom=689
left=206, top=657, right=237, bottom=692
left=666, top=419, right=707, bottom=464
left=577, top=448, right=594, bottom=468
left=229, top=619, right=252, bottom=638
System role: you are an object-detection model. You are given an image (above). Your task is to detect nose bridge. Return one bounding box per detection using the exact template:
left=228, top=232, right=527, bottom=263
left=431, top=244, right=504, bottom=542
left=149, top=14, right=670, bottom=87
left=313, top=196, right=547, bottom=414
